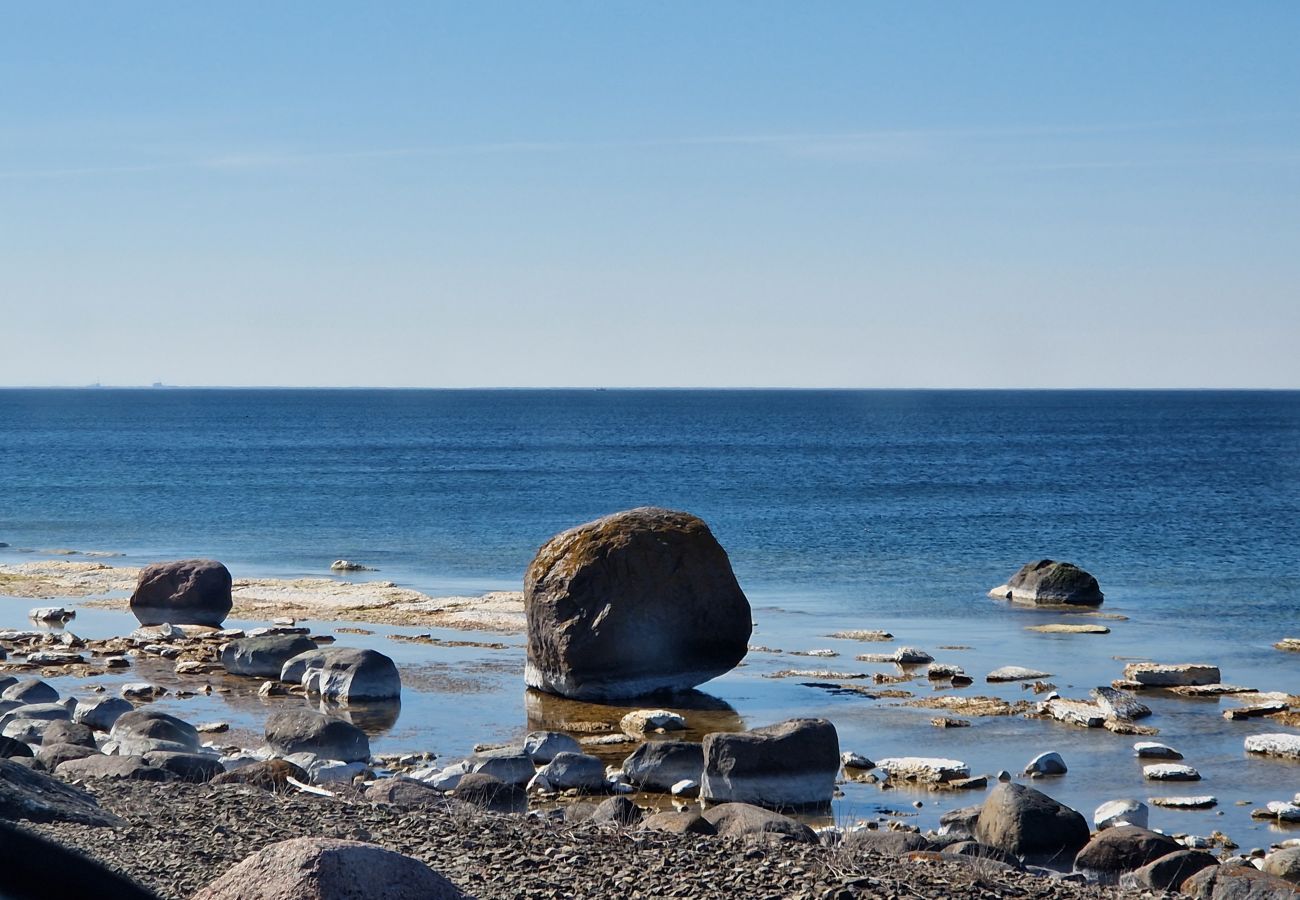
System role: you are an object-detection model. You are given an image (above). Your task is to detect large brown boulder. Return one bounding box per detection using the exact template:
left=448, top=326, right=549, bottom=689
left=192, top=837, right=466, bottom=900
left=1075, top=825, right=1182, bottom=876
left=130, top=559, right=233, bottom=626
left=974, top=782, right=1090, bottom=866
left=989, top=559, right=1104, bottom=607
left=523, top=507, right=752, bottom=700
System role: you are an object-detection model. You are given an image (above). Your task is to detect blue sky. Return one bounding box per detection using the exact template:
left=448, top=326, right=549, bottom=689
left=2, top=3, right=1297, bottom=387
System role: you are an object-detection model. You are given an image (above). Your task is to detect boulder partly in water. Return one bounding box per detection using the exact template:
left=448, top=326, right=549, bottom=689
left=989, top=560, right=1104, bottom=607
left=129, top=559, right=233, bottom=627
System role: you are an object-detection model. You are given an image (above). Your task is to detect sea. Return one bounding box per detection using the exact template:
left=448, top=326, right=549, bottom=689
left=2, top=389, right=1298, bottom=841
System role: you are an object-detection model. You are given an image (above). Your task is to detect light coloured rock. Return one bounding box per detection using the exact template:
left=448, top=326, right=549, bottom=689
left=1245, top=733, right=1300, bottom=761
left=1042, top=699, right=1105, bottom=728
left=1091, top=686, right=1151, bottom=721
left=522, top=731, right=580, bottom=763
left=893, top=647, right=933, bottom=664
left=1149, top=795, right=1217, bottom=809
left=1224, top=701, right=1288, bottom=720
left=926, top=663, right=965, bottom=680
left=986, top=665, right=1053, bottom=682
left=534, top=751, right=606, bottom=793
left=281, top=647, right=401, bottom=702
left=1143, top=763, right=1201, bottom=781
left=72, top=697, right=133, bottom=733
left=619, top=709, right=686, bottom=736
left=828, top=630, right=892, bottom=642
left=110, top=709, right=201, bottom=756
left=841, top=751, right=874, bottom=770
left=468, top=751, right=534, bottom=786
left=1134, top=742, right=1183, bottom=759
left=1122, top=663, right=1220, bottom=688
left=1, top=679, right=59, bottom=705
left=1026, top=623, right=1110, bottom=634
left=876, top=756, right=970, bottom=784
left=1024, top=751, right=1067, bottom=776
left=330, top=560, right=372, bottom=572
left=24, top=651, right=84, bottom=666
left=28, top=607, right=75, bottom=622
left=1094, top=799, right=1149, bottom=830
left=120, top=682, right=166, bottom=701
left=1276, top=638, right=1300, bottom=652
left=1168, top=683, right=1257, bottom=697
left=670, top=779, right=699, bottom=797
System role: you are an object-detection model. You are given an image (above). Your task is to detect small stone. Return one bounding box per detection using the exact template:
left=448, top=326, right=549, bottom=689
left=120, top=683, right=166, bottom=701
left=1024, top=751, right=1067, bottom=776
left=1150, top=795, right=1217, bottom=810
left=1143, top=763, right=1201, bottom=781
left=1135, top=742, right=1183, bottom=759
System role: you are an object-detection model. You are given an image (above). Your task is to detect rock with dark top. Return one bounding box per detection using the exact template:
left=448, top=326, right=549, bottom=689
left=110, top=709, right=201, bottom=755
left=211, top=759, right=306, bottom=792
left=621, top=740, right=704, bottom=793
left=130, top=559, right=233, bottom=627
left=523, top=507, right=752, bottom=700
left=701, top=718, right=839, bottom=809
left=449, top=772, right=526, bottom=813
left=265, top=710, right=369, bottom=763
left=843, top=831, right=934, bottom=856
left=974, top=782, right=1090, bottom=865
left=1122, top=849, right=1220, bottom=891
left=279, top=647, right=401, bottom=702
left=35, top=742, right=99, bottom=771
left=1075, top=825, right=1182, bottom=876
left=641, top=810, right=716, bottom=835
left=1, top=758, right=123, bottom=825
left=1182, top=863, right=1300, bottom=898
left=55, top=755, right=174, bottom=782
left=40, top=720, right=95, bottom=749
left=989, top=560, right=1104, bottom=607
left=701, top=802, right=818, bottom=844
left=0, top=702, right=71, bottom=731
left=0, top=736, right=34, bottom=759
left=221, top=635, right=318, bottom=678
left=1, top=680, right=59, bottom=705
left=0, top=820, right=159, bottom=900
left=191, top=837, right=466, bottom=900
left=534, top=751, right=606, bottom=793
left=143, top=751, right=224, bottom=782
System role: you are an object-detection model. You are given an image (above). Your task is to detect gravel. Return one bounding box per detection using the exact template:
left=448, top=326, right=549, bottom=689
left=26, top=780, right=1146, bottom=900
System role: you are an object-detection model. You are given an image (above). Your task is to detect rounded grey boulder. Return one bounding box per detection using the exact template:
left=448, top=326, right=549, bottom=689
left=1, top=680, right=59, bottom=705
left=265, top=710, right=369, bottom=763
left=701, top=718, right=840, bottom=809
left=221, top=635, right=318, bottom=678
left=621, top=740, right=704, bottom=793
left=129, top=558, right=233, bottom=626
left=110, top=710, right=201, bottom=755
left=990, top=559, right=1104, bottom=607
left=280, top=647, right=401, bottom=702
left=524, top=507, right=752, bottom=700
left=191, top=837, right=466, bottom=900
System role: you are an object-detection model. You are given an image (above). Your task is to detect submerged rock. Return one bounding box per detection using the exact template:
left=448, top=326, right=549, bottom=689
left=700, top=718, right=839, bottom=808
left=129, top=558, right=233, bottom=627
left=523, top=507, right=751, bottom=700
left=989, top=560, right=1104, bottom=607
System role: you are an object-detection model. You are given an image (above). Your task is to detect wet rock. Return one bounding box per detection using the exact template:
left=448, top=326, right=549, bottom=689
left=1094, top=799, right=1149, bottom=830
left=622, top=740, right=704, bottom=793
left=701, top=718, right=839, bottom=808
left=619, top=709, right=686, bottom=736
left=1135, top=741, right=1183, bottom=759
left=523, top=507, right=751, bottom=700
left=56, top=754, right=174, bottom=781
left=1091, top=686, right=1151, bottom=721
left=641, top=810, right=715, bottom=834
left=1144, top=763, right=1201, bottom=781
left=701, top=802, right=818, bottom=843
left=110, top=710, right=201, bottom=755
left=1245, top=734, right=1300, bottom=761
left=130, top=559, right=233, bottom=627
left=450, top=772, right=526, bottom=812
left=1076, top=825, right=1182, bottom=876
left=211, top=758, right=307, bottom=792
left=989, top=560, right=1104, bottom=606
left=876, top=756, right=970, bottom=784
left=522, top=730, right=581, bottom=763
left=280, top=647, right=401, bottom=702
left=191, top=837, right=466, bottom=900
left=986, top=666, right=1054, bottom=683
left=1122, top=849, right=1219, bottom=891
left=1123, top=662, right=1221, bottom=687
left=974, top=782, right=1090, bottom=866
left=0, top=758, right=123, bottom=825
left=1024, top=751, right=1067, bottom=776
left=1, top=679, right=58, bottom=705
left=220, top=635, right=318, bottom=678
left=264, top=710, right=369, bottom=763
left=1181, top=863, right=1300, bottom=898
left=534, top=751, right=606, bottom=793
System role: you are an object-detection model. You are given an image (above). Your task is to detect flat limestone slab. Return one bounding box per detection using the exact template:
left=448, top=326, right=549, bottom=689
left=1134, top=742, right=1183, bottom=759
left=875, top=757, right=970, bottom=784
left=1026, top=623, right=1110, bottom=634
left=1150, top=796, right=1217, bottom=809
left=1168, top=684, right=1258, bottom=697
left=986, top=665, right=1053, bottom=682
left=1122, top=663, right=1220, bottom=688
left=1143, top=764, right=1201, bottom=781
left=1245, top=733, right=1300, bottom=761
left=1042, top=699, right=1105, bottom=728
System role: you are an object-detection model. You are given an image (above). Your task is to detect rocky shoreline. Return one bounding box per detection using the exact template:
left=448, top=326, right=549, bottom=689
left=26, top=779, right=1143, bottom=900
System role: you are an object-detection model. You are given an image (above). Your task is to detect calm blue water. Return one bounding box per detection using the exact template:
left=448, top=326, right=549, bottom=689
left=1, top=389, right=1297, bottom=636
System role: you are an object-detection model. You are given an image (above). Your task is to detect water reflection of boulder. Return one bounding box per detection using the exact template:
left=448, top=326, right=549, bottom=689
left=316, top=697, right=401, bottom=735
left=524, top=688, right=743, bottom=743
